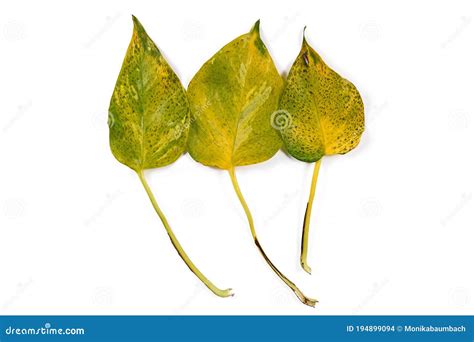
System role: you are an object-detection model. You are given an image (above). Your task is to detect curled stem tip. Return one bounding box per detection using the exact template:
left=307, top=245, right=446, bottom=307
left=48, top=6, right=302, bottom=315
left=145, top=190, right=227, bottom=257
left=228, top=167, right=317, bottom=307
left=137, top=170, right=233, bottom=298
left=300, top=159, right=322, bottom=274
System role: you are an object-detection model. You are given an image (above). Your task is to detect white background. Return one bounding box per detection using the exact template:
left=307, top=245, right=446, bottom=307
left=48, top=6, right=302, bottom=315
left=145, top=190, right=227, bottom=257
left=0, top=0, right=473, bottom=315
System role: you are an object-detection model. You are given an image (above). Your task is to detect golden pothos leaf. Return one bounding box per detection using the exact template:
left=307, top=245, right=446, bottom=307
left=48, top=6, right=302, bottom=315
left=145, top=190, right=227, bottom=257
left=187, top=21, right=283, bottom=170
left=278, top=34, right=364, bottom=162
left=108, top=17, right=232, bottom=299
left=278, top=31, right=365, bottom=275
left=186, top=22, right=316, bottom=307
left=109, top=16, right=190, bottom=172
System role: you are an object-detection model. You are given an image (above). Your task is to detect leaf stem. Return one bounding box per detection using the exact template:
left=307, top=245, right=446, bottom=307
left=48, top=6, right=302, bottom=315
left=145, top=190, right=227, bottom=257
left=228, top=167, right=317, bottom=307
left=300, top=159, right=322, bottom=274
left=137, top=170, right=233, bottom=298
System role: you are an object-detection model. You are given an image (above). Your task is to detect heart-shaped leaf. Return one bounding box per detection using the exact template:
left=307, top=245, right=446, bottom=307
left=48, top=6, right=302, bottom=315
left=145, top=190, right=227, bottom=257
left=278, top=31, right=364, bottom=273
left=109, top=16, right=190, bottom=171
left=278, top=34, right=364, bottom=162
left=187, top=21, right=283, bottom=170
left=109, top=16, right=232, bottom=298
left=188, top=21, right=316, bottom=307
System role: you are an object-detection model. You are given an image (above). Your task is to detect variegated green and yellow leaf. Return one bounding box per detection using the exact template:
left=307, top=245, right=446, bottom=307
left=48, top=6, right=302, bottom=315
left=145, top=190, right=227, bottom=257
left=187, top=21, right=283, bottom=170
left=278, top=35, right=364, bottom=162
left=109, top=16, right=190, bottom=171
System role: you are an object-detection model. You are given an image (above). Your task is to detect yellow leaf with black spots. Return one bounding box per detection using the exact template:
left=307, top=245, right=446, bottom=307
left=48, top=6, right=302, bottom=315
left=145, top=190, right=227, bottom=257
left=278, top=31, right=364, bottom=275
left=278, top=33, right=364, bottom=162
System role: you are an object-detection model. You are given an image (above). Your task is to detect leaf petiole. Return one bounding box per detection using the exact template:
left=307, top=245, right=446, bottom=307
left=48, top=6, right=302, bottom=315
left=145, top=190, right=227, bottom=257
left=228, top=167, right=317, bottom=307
left=300, top=159, right=322, bottom=274
left=137, top=170, right=234, bottom=298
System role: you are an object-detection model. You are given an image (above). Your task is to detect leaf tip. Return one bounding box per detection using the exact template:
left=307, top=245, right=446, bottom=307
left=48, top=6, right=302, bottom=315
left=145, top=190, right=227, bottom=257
left=131, top=15, right=145, bottom=33
left=251, top=19, right=261, bottom=35
left=302, top=26, right=309, bottom=47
